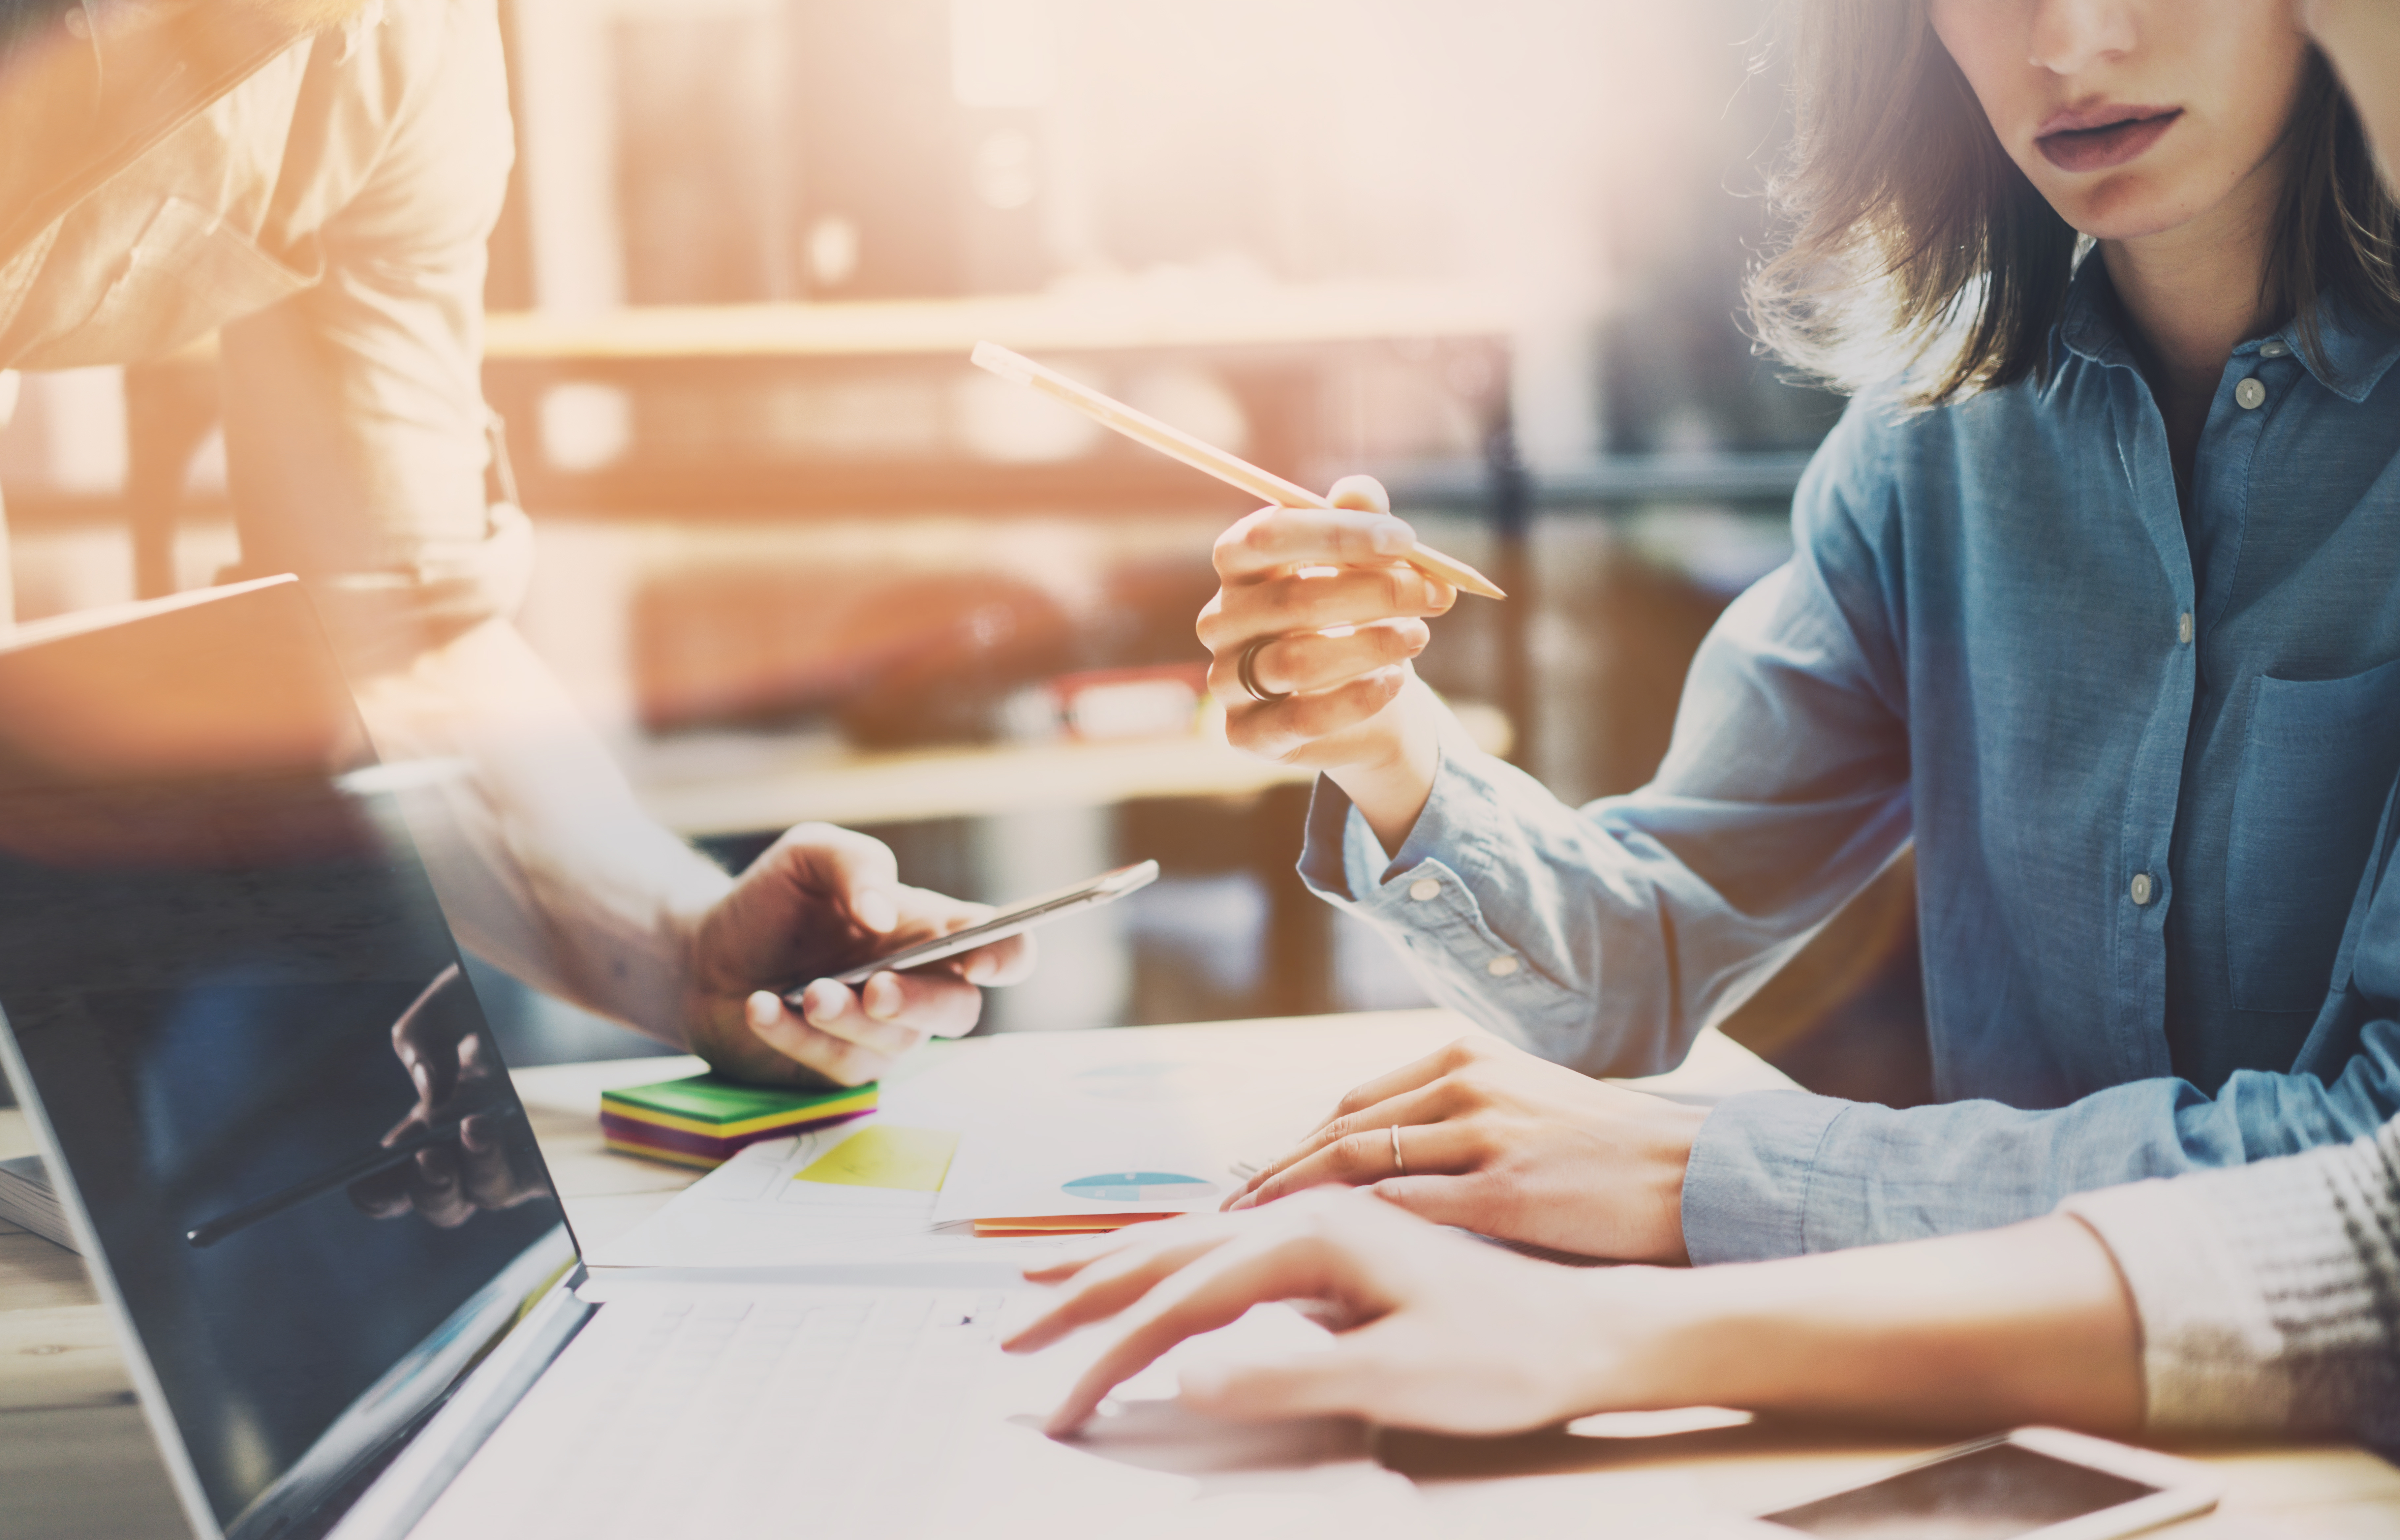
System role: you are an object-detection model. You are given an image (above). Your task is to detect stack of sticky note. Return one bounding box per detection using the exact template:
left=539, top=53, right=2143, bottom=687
left=600, top=1074, right=877, bottom=1169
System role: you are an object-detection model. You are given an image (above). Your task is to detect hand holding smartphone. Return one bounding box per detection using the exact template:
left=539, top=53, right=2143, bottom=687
left=786, top=860, right=1159, bottom=997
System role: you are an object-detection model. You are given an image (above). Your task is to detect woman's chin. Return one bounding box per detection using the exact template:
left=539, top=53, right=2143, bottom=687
left=2045, top=182, right=2220, bottom=247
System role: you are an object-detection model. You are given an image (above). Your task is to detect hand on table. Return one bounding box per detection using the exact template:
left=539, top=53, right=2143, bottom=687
left=1007, top=1192, right=2147, bottom=1441
left=1224, top=1035, right=1709, bottom=1263
left=679, top=823, right=1035, bottom=1088
left=1196, top=475, right=1455, bottom=850
left=352, top=964, right=549, bottom=1227
left=1006, top=1190, right=1670, bottom=1436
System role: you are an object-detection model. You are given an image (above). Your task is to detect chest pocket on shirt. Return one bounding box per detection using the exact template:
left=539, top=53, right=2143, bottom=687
left=2227, top=656, right=2400, bottom=1013
left=25, top=196, right=319, bottom=370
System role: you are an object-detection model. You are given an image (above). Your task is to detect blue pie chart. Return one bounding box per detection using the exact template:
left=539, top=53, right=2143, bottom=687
left=1061, top=1171, right=1216, bottom=1203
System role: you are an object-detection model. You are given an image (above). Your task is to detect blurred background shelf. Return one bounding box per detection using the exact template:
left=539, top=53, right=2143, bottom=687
left=480, top=283, right=1515, bottom=359
left=627, top=700, right=1511, bottom=834
left=636, top=723, right=1308, bottom=832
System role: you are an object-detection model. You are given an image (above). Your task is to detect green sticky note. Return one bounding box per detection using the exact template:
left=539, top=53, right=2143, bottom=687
left=601, top=1074, right=872, bottom=1128
left=795, top=1126, right=958, bottom=1192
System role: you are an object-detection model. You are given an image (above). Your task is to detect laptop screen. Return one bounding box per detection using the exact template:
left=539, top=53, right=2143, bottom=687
left=0, top=582, right=573, bottom=1540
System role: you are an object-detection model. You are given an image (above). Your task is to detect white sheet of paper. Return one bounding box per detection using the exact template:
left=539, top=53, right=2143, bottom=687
left=931, top=1113, right=1235, bottom=1224
left=918, top=1021, right=1413, bottom=1225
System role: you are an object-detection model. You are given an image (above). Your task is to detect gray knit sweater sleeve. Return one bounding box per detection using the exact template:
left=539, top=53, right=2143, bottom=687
left=2058, top=1116, right=2400, bottom=1451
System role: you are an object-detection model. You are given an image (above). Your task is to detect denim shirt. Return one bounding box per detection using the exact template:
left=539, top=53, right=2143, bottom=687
left=1301, top=261, right=2400, bottom=1262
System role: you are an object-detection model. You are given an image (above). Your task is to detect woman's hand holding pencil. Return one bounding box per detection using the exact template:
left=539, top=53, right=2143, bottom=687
left=969, top=341, right=1495, bottom=853
left=1197, top=478, right=1459, bottom=852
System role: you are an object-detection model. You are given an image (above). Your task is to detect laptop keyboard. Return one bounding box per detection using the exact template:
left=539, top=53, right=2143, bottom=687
left=414, top=1288, right=1019, bottom=1540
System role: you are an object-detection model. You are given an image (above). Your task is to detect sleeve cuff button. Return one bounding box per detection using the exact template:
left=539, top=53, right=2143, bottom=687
left=1486, top=955, right=1519, bottom=977
left=1408, top=878, right=1442, bottom=902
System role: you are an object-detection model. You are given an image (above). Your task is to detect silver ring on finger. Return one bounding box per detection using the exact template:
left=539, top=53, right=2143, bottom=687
left=1390, top=1123, right=1407, bottom=1177
left=1237, top=639, right=1291, bottom=704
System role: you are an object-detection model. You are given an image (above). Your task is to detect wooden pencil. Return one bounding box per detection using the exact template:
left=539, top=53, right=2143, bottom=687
left=970, top=340, right=1507, bottom=600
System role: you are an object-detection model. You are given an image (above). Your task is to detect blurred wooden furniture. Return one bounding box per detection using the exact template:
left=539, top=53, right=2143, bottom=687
left=632, top=726, right=1310, bottom=836
left=6, top=1011, right=2397, bottom=1538
left=625, top=703, right=1509, bottom=836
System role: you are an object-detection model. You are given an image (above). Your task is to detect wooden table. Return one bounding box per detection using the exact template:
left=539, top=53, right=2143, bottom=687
left=5, top=1010, right=2396, bottom=1539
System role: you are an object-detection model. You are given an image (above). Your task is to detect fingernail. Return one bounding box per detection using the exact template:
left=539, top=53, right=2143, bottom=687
left=1371, top=518, right=1414, bottom=556
left=411, top=1063, right=432, bottom=1099
left=803, top=980, right=847, bottom=1019
left=855, top=889, right=899, bottom=933
left=1226, top=1193, right=1255, bottom=1211
left=865, top=976, right=899, bottom=1020
left=746, top=990, right=780, bottom=1027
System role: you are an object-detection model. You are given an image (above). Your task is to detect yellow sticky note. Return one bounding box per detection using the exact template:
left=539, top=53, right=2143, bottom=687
left=795, top=1126, right=958, bottom=1192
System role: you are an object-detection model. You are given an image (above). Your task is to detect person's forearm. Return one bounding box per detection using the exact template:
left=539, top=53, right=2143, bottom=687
left=349, top=619, right=732, bottom=1043
left=2310, top=0, right=2400, bottom=189
left=1600, top=1216, right=2143, bottom=1431
left=1322, top=674, right=1443, bottom=854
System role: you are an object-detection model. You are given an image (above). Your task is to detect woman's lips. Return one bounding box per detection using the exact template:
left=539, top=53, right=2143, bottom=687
left=2037, top=109, right=2182, bottom=173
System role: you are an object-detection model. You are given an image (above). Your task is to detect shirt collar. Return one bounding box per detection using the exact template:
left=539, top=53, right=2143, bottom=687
left=2054, top=255, right=2400, bottom=404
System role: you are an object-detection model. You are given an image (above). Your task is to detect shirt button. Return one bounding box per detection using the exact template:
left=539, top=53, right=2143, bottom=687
left=2177, top=611, right=2193, bottom=645
left=2129, top=872, right=2156, bottom=907
left=2259, top=338, right=2291, bottom=359
left=1486, top=956, right=1520, bottom=978
left=1408, top=878, right=1441, bottom=903
left=2234, top=377, right=2267, bottom=410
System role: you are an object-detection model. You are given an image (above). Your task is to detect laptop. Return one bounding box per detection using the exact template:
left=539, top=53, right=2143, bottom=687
left=0, top=580, right=1355, bottom=1540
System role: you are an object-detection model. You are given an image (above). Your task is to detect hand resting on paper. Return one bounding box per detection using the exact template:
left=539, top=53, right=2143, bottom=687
left=1006, top=1188, right=2146, bottom=1440
left=678, top=824, right=1036, bottom=1088
left=1223, top=1035, right=1706, bottom=1263
left=1007, top=1189, right=1633, bottom=1436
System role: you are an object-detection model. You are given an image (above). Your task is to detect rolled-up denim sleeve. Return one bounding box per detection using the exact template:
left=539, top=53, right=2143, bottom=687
left=1678, top=1019, right=2400, bottom=1262
left=1299, top=399, right=1916, bottom=1083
